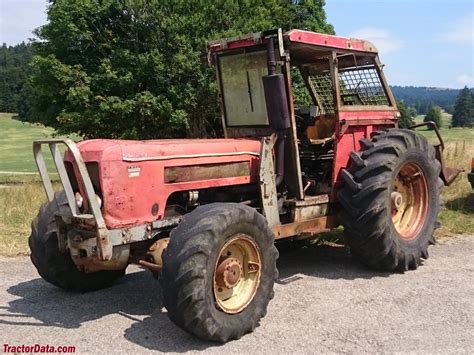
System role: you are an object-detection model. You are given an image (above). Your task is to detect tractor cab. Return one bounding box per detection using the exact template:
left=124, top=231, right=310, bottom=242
left=207, top=29, right=398, bottom=201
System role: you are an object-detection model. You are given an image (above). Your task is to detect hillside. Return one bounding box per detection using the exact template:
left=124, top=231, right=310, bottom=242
left=390, top=86, right=473, bottom=114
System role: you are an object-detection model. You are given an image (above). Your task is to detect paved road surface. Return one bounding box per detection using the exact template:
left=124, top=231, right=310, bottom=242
left=1, top=236, right=473, bottom=353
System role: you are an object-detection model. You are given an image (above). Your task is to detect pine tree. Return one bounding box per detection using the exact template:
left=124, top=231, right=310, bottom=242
left=452, top=86, right=473, bottom=127
left=397, top=101, right=414, bottom=128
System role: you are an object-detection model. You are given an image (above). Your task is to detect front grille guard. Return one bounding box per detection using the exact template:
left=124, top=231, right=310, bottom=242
left=33, top=139, right=112, bottom=260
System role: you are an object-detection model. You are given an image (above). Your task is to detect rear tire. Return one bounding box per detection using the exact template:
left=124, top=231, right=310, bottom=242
left=160, top=203, right=278, bottom=342
left=338, top=129, right=443, bottom=271
left=29, top=191, right=125, bottom=292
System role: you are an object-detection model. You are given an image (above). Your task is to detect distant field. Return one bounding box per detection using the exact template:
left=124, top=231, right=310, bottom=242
left=0, top=112, right=472, bottom=255
left=413, top=112, right=474, bottom=143
left=0, top=112, right=57, bottom=172
left=0, top=113, right=79, bottom=183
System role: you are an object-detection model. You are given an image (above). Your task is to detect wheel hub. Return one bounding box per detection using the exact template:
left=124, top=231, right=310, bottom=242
left=391, top=191, right=403, bottom=209
left=391, top=162, right=428, bottom=240
left=213, top=234, right=261, bottom=314
left=215, top=257, right=242, bottom=289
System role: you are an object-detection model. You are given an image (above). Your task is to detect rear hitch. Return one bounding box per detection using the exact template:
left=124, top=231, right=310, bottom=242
left=138, top=260, right=162, bottom=279
left=409, top=121, right=462, bottom=186
left=138, top=238, right=169, bottom=278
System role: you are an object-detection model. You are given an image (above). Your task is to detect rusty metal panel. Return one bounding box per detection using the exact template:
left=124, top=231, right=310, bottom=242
left=434, top=144, right=462, bottom=186
left=287, top=194, right=330, bottom=223
left=293, top=204, right=328, bottom=222
left=272, top=215, right=337, bottom=239
left=164, top=161, right=250, bottom=183
left=290, top=194, right=330, bottom=207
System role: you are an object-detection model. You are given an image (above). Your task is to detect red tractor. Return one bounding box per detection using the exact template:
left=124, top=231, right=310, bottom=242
left=30, top=29, right=460, bottom=342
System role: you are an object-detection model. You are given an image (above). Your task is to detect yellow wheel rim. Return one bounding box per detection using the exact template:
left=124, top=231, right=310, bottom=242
left=391, top=162, right=428, bottom=240
left=213, top=233, right=261, bottom=314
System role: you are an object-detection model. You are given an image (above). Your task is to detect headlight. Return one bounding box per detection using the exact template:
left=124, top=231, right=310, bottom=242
left=75, top=192, right=83, bottom=209
left=75, top=192, right=102, bottom=209
left=95, top=194, right=102, bottom=208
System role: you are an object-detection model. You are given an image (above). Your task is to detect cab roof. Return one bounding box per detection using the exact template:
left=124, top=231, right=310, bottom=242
left=207, top=29, right=378, bottom=55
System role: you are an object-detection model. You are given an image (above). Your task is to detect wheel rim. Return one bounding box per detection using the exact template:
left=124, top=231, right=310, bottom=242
left=391, top=162, right=428, bottom=240
left=213, top=233, right=261, bottom=314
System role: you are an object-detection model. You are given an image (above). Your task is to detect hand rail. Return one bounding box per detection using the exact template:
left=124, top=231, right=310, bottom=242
left=409, top=121, right=445, bottom=150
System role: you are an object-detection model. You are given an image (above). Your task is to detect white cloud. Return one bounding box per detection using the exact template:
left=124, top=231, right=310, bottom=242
left=456, top=74, right=474, bottom=87
left=350, top=27, right=404, bottom=55
left=438, top=14, right=474, bottom=45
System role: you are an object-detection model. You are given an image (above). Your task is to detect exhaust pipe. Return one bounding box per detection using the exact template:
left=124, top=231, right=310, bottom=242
left=262, top=37, right=291, bottom=187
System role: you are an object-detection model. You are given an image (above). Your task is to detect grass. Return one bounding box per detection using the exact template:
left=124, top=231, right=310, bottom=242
left=0, top=183, right=47, bottom=255
left=411, top=113, right=473, bottom=235
left=0, top=113, right=54, bottom=172
left=413, top=113, right=474, bottom=143
left=435, top=141, right=474, bottom=237
left=0, top=113, right=78, bottom=183
left=0, top=113, right=472, bottom=256
left=0, top=113, right=72, bottom=254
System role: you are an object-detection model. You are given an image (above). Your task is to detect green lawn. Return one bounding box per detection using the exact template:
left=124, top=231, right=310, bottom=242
left=413, top=113, right=474, bottom=144
left=0, top=113, right=80, bottom=181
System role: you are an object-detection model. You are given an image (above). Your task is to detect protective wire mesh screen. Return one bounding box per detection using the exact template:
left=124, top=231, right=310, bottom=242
left=338, top=66, right=389, bottom=106
left=308, top=72, right=335, bottom=114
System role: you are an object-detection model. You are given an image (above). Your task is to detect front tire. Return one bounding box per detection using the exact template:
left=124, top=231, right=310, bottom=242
left=160, top=203, right=278, bottom=342
left=29, top=191, right=125, bottom=292
left=338, top=129, right=443, bottom=271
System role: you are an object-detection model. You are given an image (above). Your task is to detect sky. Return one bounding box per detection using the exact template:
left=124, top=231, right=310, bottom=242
left=0, top=0, right=472, bottom=88
left=325, top=0, right=473, bottom=88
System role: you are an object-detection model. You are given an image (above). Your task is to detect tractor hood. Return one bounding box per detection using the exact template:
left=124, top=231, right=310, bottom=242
left=74, top=138, right=262, bottom=163
left=65, top=138, right=262, bottom=228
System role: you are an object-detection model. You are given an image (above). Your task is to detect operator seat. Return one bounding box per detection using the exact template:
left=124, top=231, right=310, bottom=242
left=301, top=106, right=336, bottom=145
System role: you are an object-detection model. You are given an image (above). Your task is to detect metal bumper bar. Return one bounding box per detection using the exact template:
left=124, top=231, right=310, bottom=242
left=409, top=121, right=462, bottom=186
left=33, top=139, right=112, bottom=260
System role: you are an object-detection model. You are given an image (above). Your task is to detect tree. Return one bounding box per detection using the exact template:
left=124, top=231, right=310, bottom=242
left=0, top=43, right=33, bottom=113
left=397, top=100, right=414, bottom=128
left=408, top=106, right=417, bottom=119
left=26, top=0, right=334, bottom=139
left=424, top=105, right=443, bottom=130
left=452, top=86, right=473, bottom=127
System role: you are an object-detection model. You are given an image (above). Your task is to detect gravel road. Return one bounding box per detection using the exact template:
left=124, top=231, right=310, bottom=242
left=1, top=236, right=473, bottom=354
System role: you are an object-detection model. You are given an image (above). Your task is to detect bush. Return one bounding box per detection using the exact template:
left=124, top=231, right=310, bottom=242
left=424, top=105, right=443, bottom=130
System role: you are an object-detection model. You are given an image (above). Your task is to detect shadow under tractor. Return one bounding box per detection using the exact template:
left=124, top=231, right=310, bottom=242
left=30, top=29, right=461, bottom=342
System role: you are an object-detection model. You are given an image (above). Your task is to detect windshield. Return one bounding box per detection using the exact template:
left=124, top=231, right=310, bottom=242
left=218, top=51, right=270, bottom=126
